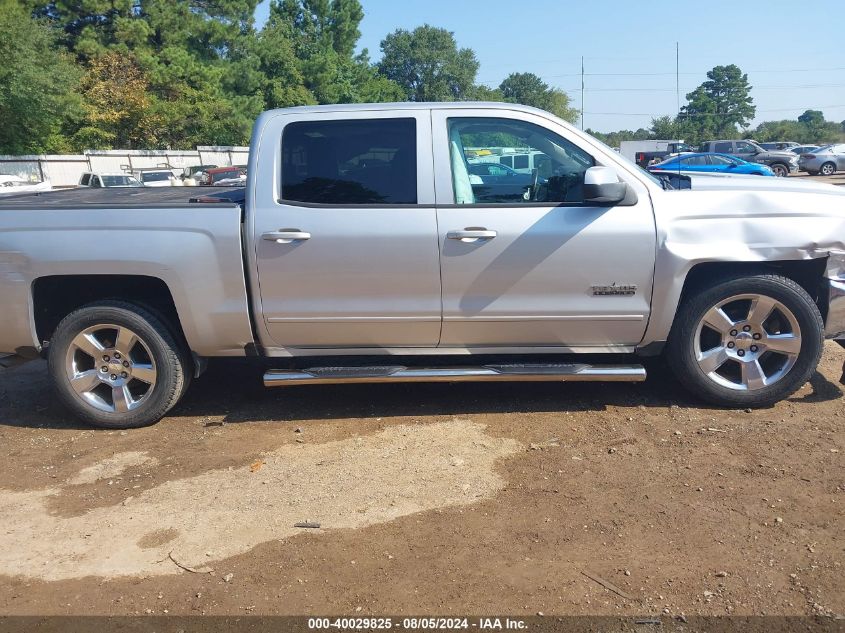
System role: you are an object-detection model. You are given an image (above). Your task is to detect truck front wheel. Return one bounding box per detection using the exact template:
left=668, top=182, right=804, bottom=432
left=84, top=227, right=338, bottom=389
left=48, top=300, right=191, bottom=429
left=770, top=163, right=789, bottom=177
left=667, top=275, right=823, bottom=408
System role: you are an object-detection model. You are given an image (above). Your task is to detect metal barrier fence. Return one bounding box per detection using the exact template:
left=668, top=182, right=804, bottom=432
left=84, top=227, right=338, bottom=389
left=0, top=146, right=250, bottom=187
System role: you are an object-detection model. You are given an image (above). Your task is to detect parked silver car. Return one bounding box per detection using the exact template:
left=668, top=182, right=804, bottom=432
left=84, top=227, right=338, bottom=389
left=798, top=144, right=845, bottom=176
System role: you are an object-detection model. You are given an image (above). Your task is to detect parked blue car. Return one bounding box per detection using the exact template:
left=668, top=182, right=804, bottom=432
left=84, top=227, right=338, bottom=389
left=649, top=153, right=775, bottom=176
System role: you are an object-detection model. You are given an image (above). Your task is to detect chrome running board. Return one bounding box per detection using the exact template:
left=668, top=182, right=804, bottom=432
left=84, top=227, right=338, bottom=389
left=263, top=363, right=646, bottom=386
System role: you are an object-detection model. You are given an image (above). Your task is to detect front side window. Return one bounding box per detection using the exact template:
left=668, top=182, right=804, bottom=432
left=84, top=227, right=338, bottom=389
left=736, top=142, right=756, bottom=153
left=141, top=171, right=171, bottom=182
left=708, top=155, right=733, bottom=165
left=282, top=118, right=417, bottom=205
left=448, top=117, right=595, bottom=204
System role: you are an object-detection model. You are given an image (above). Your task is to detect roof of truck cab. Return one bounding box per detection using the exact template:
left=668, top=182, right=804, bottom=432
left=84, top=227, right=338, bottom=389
left=263, top=101, right=555, bottom=117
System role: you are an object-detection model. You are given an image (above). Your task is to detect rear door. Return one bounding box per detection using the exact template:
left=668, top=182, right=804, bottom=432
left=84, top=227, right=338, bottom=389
left=251, top=109, right=441, bottom=350
left=432, top=108, right=656, bottom=350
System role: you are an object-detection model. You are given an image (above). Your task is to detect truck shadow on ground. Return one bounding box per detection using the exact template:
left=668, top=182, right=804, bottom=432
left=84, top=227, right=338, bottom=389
left=0, top=358, right=841, bottom=430
left=0, top=359, right=842, bottom=429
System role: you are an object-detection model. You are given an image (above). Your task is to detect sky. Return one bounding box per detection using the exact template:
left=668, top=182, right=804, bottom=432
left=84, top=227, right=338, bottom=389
left=255, top=0, right=845, bottom=133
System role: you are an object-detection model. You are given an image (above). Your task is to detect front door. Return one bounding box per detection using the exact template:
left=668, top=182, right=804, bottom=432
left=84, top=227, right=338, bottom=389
left=252, top=110, right=441, bottom=350
left=432, top=109, right=656, bottom=350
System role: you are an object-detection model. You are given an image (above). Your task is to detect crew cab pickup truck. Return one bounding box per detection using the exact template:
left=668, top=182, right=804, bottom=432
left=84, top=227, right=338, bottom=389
left=2, top=102, right=845, bottom=429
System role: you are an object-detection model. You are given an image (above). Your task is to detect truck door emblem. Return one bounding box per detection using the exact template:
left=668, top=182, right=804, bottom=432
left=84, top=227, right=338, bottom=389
left=591, top=283, right=637, bottom=296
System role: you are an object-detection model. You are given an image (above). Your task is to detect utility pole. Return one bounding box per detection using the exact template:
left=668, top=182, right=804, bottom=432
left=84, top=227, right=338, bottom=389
left=580, top=56, right=585, bottom=130
left=675, top=42, right=680, bottom=115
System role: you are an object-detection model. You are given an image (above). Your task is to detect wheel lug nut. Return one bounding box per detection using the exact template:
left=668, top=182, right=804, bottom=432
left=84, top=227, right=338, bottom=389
left=100, top=366, right=108, bottom=372
left=750, top=345, right=758, bottom=352
left=121, top=371, right=128, bottom=378
left=114, top=352, right=121, bottom=359
left=727, top=342, right=735, bottom=349
left=737, top=349, right=746, bottom=357
left=743, top=325, right=751, bottom=332
left=123, top=361, right=130, bottom=367
left=730, top=330, right=738, bottom=337
left=102, top=355, right=110, bottom=361
left=110, top=374, right=117, bottom=380
left=753, top=333, right=761, bottom=340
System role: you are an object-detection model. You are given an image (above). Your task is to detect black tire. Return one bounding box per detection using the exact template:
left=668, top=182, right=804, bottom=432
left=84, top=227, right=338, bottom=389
left=48, top=300, right=191, bottom=429
left=770, top=163, right=789, bottom=177
left=820, top=162, right=836, bottom=176
left=667, top=274, right=823, bottom=408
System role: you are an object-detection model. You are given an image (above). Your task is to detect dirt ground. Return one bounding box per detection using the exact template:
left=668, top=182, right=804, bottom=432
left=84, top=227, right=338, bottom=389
left=0, top=343, right=843, bottom=619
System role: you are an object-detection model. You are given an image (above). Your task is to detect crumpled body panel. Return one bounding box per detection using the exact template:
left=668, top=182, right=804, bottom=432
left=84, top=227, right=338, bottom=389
left=642, top=176, right=845, bottom=346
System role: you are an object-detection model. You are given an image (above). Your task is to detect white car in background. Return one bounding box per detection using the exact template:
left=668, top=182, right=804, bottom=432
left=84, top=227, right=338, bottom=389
left=0, top=175, right=52, bottom=197
left=131, top=169, right=178, bottom=187
left=78, top=172, right=143, bottom=188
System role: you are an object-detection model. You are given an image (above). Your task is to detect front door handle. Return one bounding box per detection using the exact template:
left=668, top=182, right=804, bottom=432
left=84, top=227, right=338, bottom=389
left=262, top=229, right=311, bottom=244
left=447, top=228, right=497, bottom=242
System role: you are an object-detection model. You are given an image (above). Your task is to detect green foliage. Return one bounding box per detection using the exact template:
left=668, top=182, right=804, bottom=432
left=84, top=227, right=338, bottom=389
left=0, top=1, right=81, bottom=154
left=378, top=24, right=479, bottom=101
left=750, top=111, right=841, bottom=145
left=498, top=72, right=577, bottom=123
left=587, top=128, right=650, bottom=147
left=678, top=64, right=755, bottom=142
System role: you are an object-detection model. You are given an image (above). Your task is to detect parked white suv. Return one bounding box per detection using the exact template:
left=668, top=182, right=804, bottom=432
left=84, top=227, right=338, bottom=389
left=78, top=172, right=143, bottom=188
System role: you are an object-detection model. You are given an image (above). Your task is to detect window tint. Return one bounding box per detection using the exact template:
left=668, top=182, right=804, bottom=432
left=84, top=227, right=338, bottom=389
left=499, top=155, right=513, bottom=168
left=448, top=117, right=595, bottom=204
left=736, top=142, right=755, bottom=153
left=681, top=155, right=708, bottom=166
left=714, top=142, right=732, bottom=153
left=141, top=171, right=171, bottom=182
left=708, top=155, right=733, bottom=165
left=282, top=118, right=417, bottom=205
left=80, top=174, right=90, bottom=186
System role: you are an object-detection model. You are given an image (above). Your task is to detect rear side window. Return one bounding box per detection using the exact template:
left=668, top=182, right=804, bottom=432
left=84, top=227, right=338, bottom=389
left=80, top=174, right=90, bottom=186
left=714, top=142, right=732, bottom=153
left=282, top=118, right=417, bottom=205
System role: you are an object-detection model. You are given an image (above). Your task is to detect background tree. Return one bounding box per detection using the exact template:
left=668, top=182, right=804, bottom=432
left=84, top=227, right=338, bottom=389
left=0, top=2, right=80, bottom=154
left=378, top=25, right=479, bottom=101
left=678, top=64, right=754, bottom=142
left=750, top=110, right=841, bottom=144
left=498, top=72, right=577, bottom=123
left=71, top=52, right=161, bottom=149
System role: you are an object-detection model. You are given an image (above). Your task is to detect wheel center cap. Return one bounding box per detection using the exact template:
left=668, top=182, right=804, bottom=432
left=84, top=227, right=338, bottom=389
left=108, top=360, right=126, bottom=375
left=734, top=331, right=753, bottom=350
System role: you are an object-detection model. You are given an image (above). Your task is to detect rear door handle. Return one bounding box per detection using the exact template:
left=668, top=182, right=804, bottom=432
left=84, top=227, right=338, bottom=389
left=447, top=228, right=497, bottom=242
left=262, top=229, right=311, bottom=243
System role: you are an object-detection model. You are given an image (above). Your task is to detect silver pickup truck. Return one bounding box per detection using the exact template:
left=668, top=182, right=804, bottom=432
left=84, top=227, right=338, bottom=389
left=2, top=102, right=845, bottom=428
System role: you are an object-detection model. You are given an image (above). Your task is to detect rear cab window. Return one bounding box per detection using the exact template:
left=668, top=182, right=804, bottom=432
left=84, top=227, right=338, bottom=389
left=281, top=118, right=417, bottom=205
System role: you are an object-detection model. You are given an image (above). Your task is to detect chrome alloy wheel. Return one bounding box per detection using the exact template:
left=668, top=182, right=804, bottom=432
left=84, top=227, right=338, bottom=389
left=693, top=294, right=802, bottom=391
left=64, top=324, right=157, bottom=413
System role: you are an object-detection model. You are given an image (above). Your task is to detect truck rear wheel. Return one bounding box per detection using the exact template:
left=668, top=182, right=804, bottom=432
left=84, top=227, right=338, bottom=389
left=667, top=275, right=823, bottom=408
left=48, top=300, right=190, bottom=429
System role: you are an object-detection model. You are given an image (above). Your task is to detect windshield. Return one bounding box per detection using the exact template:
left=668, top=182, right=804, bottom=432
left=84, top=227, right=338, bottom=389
left=212, top=169, right=244, bottom=182
left=140, top=171, right=172, bottom=182
left=101, top=175, right=142, bottom=187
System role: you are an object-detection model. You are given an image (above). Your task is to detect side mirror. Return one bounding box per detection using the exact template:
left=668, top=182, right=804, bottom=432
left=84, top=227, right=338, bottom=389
left=583, top=166, right=628, bottom=204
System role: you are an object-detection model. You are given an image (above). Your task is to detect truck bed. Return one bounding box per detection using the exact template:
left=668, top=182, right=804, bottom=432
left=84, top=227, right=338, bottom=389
left=0, top=186, right=245, bottom=209
left=0, top=186, right=254, bottom=359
